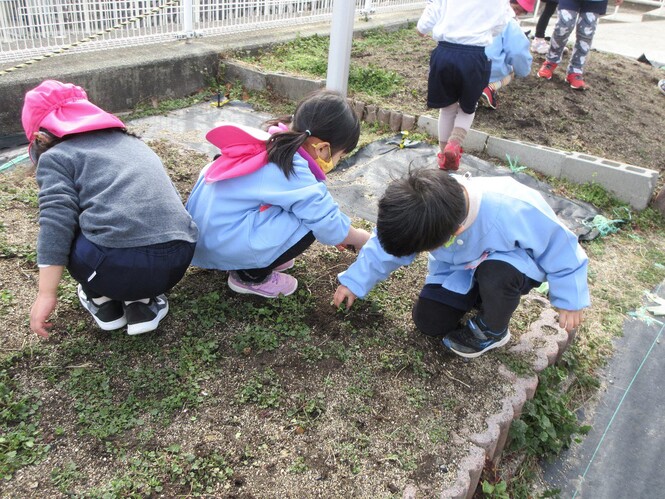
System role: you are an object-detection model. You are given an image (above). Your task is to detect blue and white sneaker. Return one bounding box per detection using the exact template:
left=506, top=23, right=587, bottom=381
left=124, top=295, right=169, bottom=335
left=77, top=284, right=126, bottom=331
left=442, top=318, right=511, bottom=359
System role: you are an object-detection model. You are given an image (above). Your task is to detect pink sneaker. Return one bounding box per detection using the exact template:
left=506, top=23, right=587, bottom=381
left=273, top=259, right=295, bottom=271
left=228, top=271, right=298, bottom=298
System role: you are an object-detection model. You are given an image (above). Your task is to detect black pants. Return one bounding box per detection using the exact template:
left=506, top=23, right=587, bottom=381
left=235, top=232, right=316, bottom=283
left=412, top=260, right=541, bottom=337
left=67, top=232, right=196, bottom=301
left=535, top=1, right=558, bottom=39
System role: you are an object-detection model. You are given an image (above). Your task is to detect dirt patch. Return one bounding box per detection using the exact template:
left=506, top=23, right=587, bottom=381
left=347, top=27, right=665, bottom=191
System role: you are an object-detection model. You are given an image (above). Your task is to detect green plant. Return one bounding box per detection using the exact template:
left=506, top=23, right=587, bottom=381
left=237, top=368, right=283, bottom=408
left=287, top=393, right=326, bottom=425
left=288, top=456, right=309, bottom=474
left=508, top=366, right=590, bottom=459
left=482, top=479, right=510, bottom=499
left=51, top=461, right=83, bottom=493
left=0, top=370, right=50, bottom=480
left=90, top=445, right=233, bottom=496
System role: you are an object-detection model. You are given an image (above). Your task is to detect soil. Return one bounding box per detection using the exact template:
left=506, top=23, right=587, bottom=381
left=346, top=28, right=665, bottom=193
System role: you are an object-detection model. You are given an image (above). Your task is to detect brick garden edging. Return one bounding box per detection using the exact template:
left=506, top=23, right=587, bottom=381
left=436, top=302, right=573, bottom=499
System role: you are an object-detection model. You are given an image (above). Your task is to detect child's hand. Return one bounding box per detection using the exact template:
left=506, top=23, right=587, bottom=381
left=30, top=293, right=57, bottom=338
left=333, top=285, right=357, bottom=310
left=335, top=244, right=356, bottom=253
left=557, top=309, right=584, bottom=333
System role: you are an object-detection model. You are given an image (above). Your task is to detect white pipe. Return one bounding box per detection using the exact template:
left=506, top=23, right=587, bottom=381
left=326, top=0, right=356, bottom=96
left=183, top=0, right=193, bottom=35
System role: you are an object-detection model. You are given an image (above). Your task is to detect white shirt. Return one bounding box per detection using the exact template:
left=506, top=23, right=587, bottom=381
left=417, top=0, right=512, bottom=46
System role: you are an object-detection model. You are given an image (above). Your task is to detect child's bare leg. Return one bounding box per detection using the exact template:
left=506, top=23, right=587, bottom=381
left=441, top=107, right=474, bottom=170
left=437, top=103, right=458, bottom=152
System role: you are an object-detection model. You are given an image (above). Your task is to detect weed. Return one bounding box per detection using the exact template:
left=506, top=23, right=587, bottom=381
left=237, top=368, right=283, bottom=408
left=508, top=366, right=590, bottom=459
left=90, top=445, right=233, bottom=496
left=288, top=456, right=309, bottom=474
left=0, top=370, right=50, bottom=480
left=405, top=387, right=429, bottom=409
left=232, top=324, right=280, bottom=354
left=482, top=479, right=510, bottom=499
left=51, top=461, right=83, bottom=493
left=287, top=393, right=326, bottom=426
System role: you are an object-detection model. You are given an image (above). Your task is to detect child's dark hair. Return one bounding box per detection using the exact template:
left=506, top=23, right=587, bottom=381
left=377, top=169, right=466, bottom=257
left=265, top=89, right=360, bottom=177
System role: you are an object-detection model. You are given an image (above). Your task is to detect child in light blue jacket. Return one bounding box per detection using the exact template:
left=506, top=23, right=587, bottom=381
left=481, top=2, right=534, bottom=110
left=334, top=169, right=589, bottom=359
left=186, top=90, right=371, bottom=298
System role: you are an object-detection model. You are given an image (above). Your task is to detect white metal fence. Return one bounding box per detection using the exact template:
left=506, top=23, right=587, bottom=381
left=0, top=0, right=421, bottom=65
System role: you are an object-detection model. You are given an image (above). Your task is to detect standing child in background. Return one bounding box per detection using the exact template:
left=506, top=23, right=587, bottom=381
left=23, top=80, right=198, bottom=338
left=537, top=0, right=624, bottom=90
left=481, top=0, right=535, bottom=110
left=186, top=89, right=371, bottom=298
left=416, top=0, right=510, bottom=170
left=531, top=0, right=559, bottom=54
left=333, top=169, right=589, bottom=359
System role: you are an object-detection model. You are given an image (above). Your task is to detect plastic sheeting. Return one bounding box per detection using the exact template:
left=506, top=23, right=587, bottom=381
left=329, top=135, right=600, bottom=241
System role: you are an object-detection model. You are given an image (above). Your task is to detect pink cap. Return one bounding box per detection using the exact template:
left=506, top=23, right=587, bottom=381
left=516, top=0, right=535, bottom=13
left=22, top=79, right=125, bottom=141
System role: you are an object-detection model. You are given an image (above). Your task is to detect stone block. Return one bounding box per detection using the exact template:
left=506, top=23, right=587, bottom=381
left=377, top=108, right=391, bottom=126
left=365, top=105, right=378, bottom=124
left=389, top=110, right=402, bottom=132
left=561, top=152, right=659, bottom=210
left=400, top=113, right=416, bottom=131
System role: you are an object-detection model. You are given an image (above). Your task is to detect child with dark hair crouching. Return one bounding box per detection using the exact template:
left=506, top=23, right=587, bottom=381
left=333, top=169, right=589, bottom=359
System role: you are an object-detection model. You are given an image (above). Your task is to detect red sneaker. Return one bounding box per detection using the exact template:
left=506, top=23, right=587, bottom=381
left=480, top=86, right=497, bottom=110
left=566, top=73, right=588, bottom=91
left=537, top=61, right=558, bottom=80
left=438, top=141, right=463, bottom=171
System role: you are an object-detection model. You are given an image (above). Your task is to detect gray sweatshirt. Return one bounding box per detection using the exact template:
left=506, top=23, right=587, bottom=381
left=36, top=129, right=198, bottom=266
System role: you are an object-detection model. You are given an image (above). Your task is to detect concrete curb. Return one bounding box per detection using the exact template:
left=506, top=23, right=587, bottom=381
left=437, top=302, right=573, bottom=498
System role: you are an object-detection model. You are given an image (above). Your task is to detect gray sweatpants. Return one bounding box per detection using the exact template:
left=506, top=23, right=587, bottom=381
left=546, top=9, right=600, bottom=75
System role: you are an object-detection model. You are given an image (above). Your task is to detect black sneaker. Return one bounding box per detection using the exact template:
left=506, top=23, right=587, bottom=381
left=77, top=285, right=126, bottom=331
left=442, top=318, right=511, bottom=359
left=124, top=295, right=169, bottom=335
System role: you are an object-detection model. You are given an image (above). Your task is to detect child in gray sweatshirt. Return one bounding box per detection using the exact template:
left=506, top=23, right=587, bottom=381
left=22, top=79, right=198, bottom=337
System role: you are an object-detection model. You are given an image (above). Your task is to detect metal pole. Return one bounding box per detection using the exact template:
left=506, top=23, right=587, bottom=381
left=326, top=0, right=355, bottom=96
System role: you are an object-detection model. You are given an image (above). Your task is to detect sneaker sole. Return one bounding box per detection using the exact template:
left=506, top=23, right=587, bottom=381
left=126, top=301, right=169, bottom=335
left=228, top=278, right=298, bottom=298
left=443, top=331, right=511, bottom=359
left=77, top=287, right=127, bottom=331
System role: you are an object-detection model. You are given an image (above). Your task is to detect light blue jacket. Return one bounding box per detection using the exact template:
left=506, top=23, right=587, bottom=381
left=338, top=176, right=590, bottom=312
left=485, top=18, right=532, bottom=82
left=186, top=154, right=350, bottom=270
